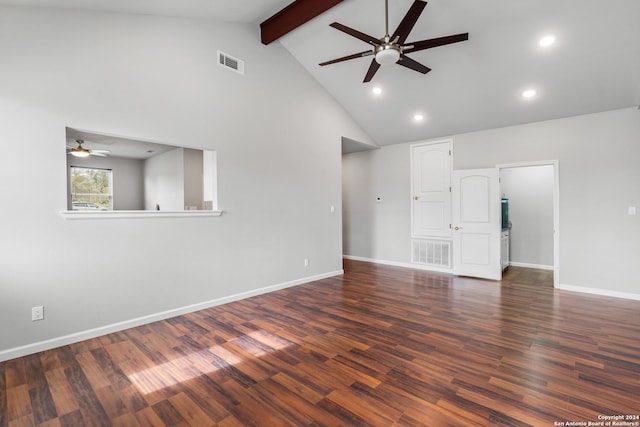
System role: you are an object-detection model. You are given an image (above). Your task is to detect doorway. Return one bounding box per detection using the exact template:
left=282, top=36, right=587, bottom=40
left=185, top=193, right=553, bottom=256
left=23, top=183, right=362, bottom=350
left=498, top=161, right=559, bottom=287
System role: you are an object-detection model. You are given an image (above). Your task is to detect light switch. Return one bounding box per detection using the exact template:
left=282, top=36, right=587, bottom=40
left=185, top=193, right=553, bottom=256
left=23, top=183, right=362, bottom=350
left=629, top=206, right=637, bottom=216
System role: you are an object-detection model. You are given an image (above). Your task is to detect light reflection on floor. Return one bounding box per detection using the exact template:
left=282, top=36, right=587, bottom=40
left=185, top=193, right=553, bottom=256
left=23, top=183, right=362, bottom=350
left=128, top=330, right=291, bottom=394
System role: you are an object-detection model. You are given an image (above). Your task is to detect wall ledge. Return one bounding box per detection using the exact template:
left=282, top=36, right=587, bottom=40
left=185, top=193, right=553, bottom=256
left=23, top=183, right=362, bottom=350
left=59, top=210, right=223, bottom=220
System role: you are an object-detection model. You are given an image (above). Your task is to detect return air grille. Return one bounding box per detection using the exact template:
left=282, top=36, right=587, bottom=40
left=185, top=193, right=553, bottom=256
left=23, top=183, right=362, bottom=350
left=412, top=239, right=451, bottom=268
left=218, top=50, right=244, bottom=75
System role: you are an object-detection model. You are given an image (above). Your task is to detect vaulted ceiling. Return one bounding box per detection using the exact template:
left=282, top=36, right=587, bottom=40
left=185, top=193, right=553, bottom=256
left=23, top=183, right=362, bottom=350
left=4, top=0, right=640, bottom=147
left=278, top=0, right=640, bottom=146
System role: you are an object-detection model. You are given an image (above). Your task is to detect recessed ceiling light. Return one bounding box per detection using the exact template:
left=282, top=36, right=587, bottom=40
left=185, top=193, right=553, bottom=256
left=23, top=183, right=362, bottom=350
left=538, top=35, right=556, bottom=47
left=372, top=86, right=382, bottom=95
left=413, top=114, right=424, bottom=122
left=522, top=89, right=537, bottom=99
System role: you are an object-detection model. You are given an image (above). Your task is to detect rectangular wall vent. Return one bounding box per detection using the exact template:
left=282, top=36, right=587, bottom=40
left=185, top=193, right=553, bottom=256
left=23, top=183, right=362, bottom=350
left=218, top=50, right=244, bottom=75
left=412, top=239, right=451, bottom=268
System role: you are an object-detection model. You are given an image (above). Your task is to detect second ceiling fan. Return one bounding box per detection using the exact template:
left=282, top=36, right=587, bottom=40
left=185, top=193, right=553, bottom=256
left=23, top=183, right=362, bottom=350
left=319, top=0, right=468, bottom=83
left=67, top=139, right=111, bottom=158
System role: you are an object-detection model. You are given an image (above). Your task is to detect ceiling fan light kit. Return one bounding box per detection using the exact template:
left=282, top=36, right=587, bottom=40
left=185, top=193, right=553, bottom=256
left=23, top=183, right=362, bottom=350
left=375, top=44, right=401, bottom=65
left=70, top=150, right=90, bottom=158
left=70, top=140, right=91, bottom=157
left=69, top=139, right=110, bottom=157
left=319, top=0, right=468, bottom=83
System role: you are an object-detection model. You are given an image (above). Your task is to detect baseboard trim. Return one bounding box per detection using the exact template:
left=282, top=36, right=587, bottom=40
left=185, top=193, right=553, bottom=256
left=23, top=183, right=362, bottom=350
left=0, top=270, right=343, bottom=363
left=344, top=256, right=640, bottom=302
left=508, top=261, right=554, bottom=270
left=557, top=283, right=640, bottom=301
left=343, top=255, right=453, bottom=274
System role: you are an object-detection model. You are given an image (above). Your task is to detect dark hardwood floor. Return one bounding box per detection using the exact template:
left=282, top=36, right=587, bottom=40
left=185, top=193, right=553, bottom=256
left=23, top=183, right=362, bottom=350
left=2, top=260, right=639, bottom=426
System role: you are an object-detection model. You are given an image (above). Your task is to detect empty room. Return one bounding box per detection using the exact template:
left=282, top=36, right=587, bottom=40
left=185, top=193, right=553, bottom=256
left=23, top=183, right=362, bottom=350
left=1, top=0, right=639, bottom=426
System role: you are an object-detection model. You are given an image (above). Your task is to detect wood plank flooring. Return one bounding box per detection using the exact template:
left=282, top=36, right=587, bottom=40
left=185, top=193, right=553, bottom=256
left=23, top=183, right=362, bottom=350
left=2, top=260, right=639, bottom=426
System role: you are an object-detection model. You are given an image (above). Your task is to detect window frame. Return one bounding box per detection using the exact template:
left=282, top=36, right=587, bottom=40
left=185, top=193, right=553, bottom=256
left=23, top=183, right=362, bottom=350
left=69, top=166, right=114, bottom=211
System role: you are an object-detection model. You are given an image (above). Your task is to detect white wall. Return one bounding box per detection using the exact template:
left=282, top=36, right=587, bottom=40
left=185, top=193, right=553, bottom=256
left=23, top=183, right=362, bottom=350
left=0, top=5, right=373, bottom=359
left=342, top=107, right=640, bottom=298
left=67, top=155, right=145, bottom=210
left=454, top=108, right=640, bottom=295
left=144, top=147, right=184, bottom=211
left=500, top=165, right=554, bottom=268
left=183, top=148, right=203, bottom=210
left=203, top=150, right=218, bottom=210
left=342, top=144, right=410, bottom=260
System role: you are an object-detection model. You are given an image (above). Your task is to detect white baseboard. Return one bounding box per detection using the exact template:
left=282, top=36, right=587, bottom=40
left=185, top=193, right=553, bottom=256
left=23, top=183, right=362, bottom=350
left=557, top=283, right=640, bottom=301
left=508, top=261, right=554, bottom=270
left=343, top=255, right=453, bottom=274
left=344, top=256, right=640, bottom=302
left=0, top=270, right=343, bottom=363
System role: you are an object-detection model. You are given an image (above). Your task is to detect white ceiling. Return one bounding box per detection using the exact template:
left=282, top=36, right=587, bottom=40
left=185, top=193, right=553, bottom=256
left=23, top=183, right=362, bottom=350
left=0, top=0, right=291, bottom=23
left=281, top=0, right=640, bottom=145
left=5, top=0, right=640, bottom=147
left=66, top=129, right=178, bottom=160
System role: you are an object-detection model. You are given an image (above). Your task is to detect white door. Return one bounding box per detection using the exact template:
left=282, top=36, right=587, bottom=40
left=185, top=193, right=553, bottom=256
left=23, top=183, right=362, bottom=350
left=452, top=168, right=501, bottom=280
left=411, top=142, right=451, bottom=238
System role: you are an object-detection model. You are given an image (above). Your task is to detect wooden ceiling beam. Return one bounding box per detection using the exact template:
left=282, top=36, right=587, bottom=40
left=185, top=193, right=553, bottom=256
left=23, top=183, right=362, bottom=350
left=260, top=0, right=344, bottom=45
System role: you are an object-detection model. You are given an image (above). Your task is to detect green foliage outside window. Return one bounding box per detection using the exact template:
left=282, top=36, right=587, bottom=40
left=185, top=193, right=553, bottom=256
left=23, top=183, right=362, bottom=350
left=70, top=167, right=112, bottom=210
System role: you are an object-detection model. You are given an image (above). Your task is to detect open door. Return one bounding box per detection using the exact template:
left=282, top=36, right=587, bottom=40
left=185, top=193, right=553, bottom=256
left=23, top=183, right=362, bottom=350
left=452, top=168, right=501, bottom=280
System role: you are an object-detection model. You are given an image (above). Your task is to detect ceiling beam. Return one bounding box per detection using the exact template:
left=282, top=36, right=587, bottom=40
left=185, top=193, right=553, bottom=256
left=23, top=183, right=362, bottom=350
left=260, top=0, right=344, bottom=45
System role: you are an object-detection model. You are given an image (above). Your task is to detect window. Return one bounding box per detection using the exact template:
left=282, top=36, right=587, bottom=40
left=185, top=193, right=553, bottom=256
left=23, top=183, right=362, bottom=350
left=70, top=166, right=113, bottom=211
left=62, top=128, right=222, bottom=218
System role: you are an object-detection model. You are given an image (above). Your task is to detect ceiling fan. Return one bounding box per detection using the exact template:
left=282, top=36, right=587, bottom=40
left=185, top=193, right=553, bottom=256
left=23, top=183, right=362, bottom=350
left=67, top=139, right=111, bottom=158
left=319, top=0, right=468, bottom=82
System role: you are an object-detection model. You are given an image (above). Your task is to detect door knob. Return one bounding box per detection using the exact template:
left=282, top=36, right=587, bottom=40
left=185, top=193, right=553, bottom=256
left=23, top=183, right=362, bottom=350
left=454, top=226, right=462, bottom=230
left=414, top=196, right=419, bottom=200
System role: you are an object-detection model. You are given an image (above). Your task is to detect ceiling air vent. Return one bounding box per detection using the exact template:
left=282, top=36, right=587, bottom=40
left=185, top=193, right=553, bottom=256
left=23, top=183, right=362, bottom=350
left=218, top=50, right=244, bottom=75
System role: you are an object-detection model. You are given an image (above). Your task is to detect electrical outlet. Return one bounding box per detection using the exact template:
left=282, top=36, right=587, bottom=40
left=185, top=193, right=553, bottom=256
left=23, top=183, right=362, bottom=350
left=304, top=258, right=309, bottom=267
left=32, top=306, right=44, bottom=321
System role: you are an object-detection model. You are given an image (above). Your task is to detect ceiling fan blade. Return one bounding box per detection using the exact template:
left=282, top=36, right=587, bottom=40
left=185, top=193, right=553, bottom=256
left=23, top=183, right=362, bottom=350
left=330, top=22, right=380, bottom=46
left=397, top=54, right=431, bottom=74
left=402, top=33, right=469, bottom=54
left=363, top=59, right=381, bottom=83
left=391, top=0, right=427, bottom=44
left=90, top=151, right=108, bottom=157
left=319, top=50, right=373, bottom=66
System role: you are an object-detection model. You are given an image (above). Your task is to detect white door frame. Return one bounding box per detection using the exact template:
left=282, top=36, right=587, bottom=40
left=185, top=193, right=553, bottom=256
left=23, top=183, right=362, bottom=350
left=497, top=160, right=560, bottom=288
